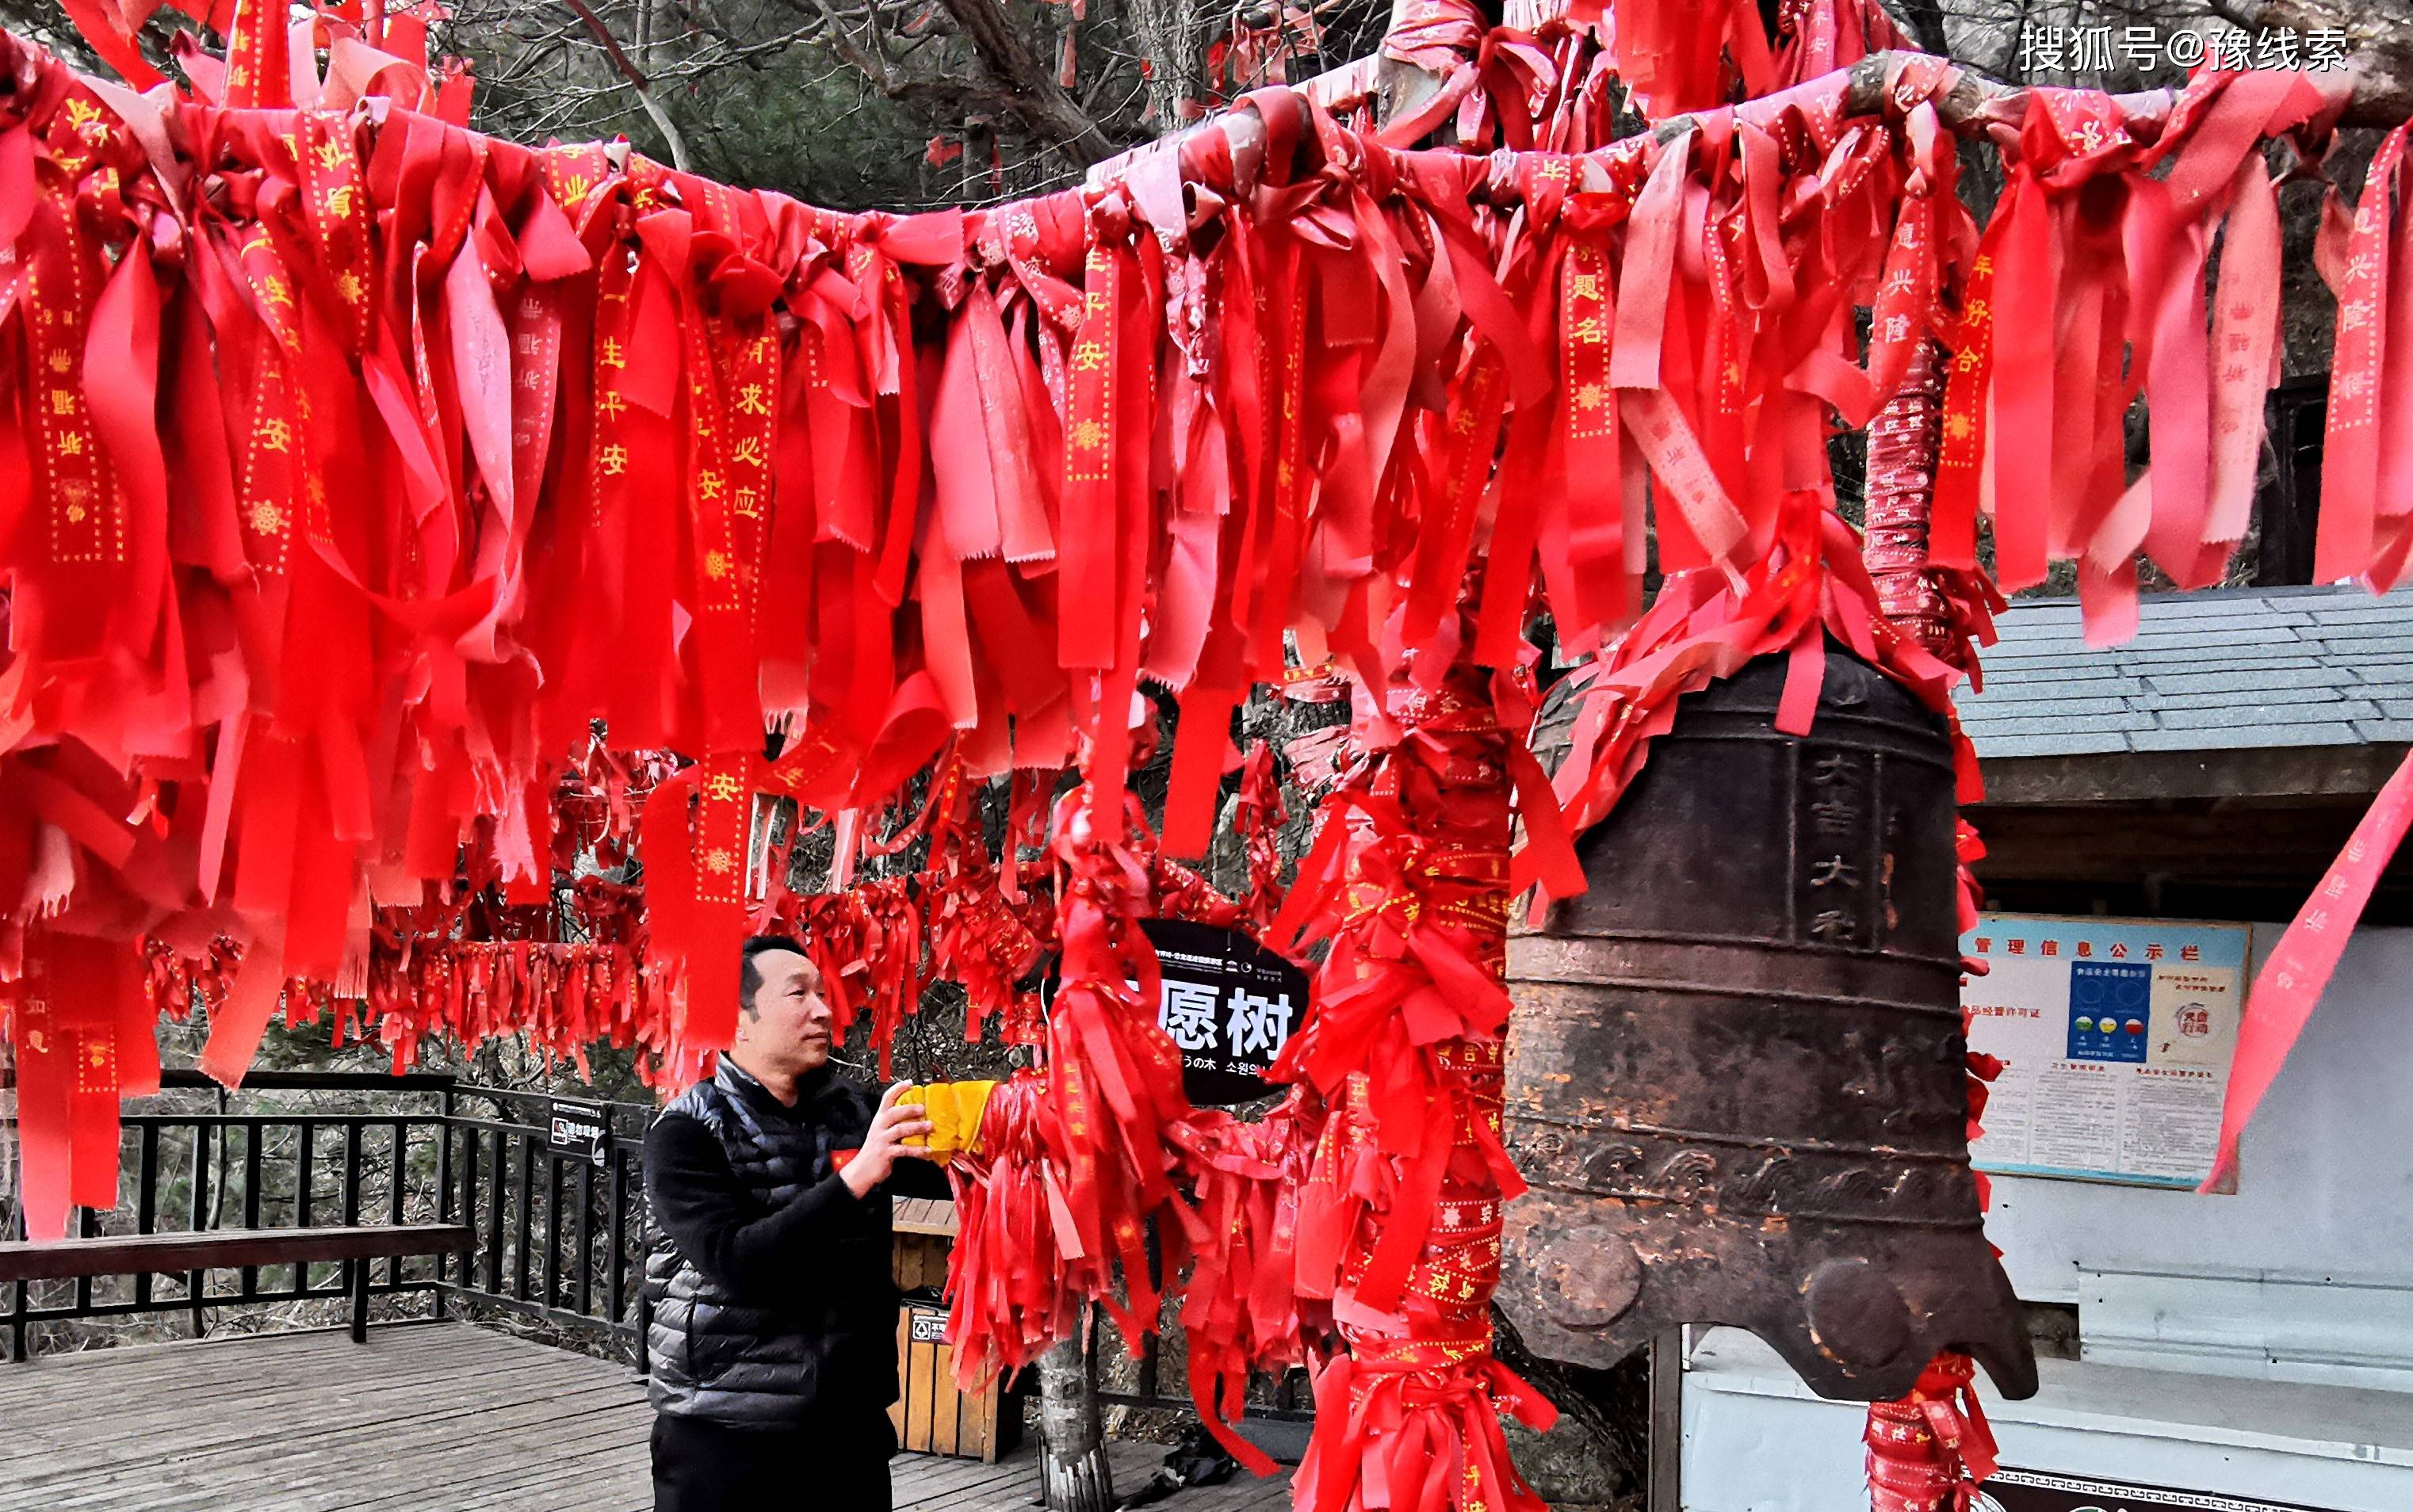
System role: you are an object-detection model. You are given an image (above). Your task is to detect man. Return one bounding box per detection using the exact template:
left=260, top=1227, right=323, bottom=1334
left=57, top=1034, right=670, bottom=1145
left=644, top=934, right=940, bottom=1511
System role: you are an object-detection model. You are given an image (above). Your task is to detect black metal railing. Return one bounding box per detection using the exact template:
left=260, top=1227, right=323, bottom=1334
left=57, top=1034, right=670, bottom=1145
left=1089, top=1310, right=1316, bottom=1423
left=6, top=1070, right=1309, bottom=1424
left=2, top=1071, right=654, bottom=1365
left=434, top=1082, right=653, bottom=1364
left=1074, top=1227, right=1314, bottom=1424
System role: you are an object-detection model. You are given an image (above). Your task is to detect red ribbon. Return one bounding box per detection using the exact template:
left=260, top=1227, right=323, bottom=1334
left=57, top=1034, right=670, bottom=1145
left=221, top=0, right=291, bottom=108
left=8, top=930, right=153, bottom=1241
left=2315, top=124, right=2406, bottom=586
left=1865, top=1354, right=2001, bottom=1512
left=2204, top=749, right=2413, bottom=1191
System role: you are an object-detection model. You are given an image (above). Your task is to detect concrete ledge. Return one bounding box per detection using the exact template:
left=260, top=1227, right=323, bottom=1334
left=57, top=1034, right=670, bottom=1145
left=1679, top=1328, right=2413, bottom=1512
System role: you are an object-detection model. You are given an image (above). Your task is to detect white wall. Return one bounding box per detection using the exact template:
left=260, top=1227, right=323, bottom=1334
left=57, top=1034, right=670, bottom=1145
left=1984, top=928, right=2413, bottom=1309
left=1682, top=1332, right=2413, bottom=1512
left=1681, top=927, right=2413, bottom=1510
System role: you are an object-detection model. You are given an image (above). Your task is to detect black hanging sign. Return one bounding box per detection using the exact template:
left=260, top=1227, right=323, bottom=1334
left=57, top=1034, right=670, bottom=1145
left=1043, top=918, right=1309, bottom=1106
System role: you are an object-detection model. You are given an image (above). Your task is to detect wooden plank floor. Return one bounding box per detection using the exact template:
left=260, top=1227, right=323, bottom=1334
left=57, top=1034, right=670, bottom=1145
left=0, top=1323, right=1297, bottom=1511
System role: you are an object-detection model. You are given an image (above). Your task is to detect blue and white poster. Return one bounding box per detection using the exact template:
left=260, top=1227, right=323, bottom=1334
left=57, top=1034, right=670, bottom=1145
left=1960, top=914, right=2252, bottom=1189
left=2065, top=960, right=2153, bottom=1063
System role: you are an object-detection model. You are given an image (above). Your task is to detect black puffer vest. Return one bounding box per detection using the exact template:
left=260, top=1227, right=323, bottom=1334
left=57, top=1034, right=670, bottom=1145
left=644, top=1062, right=898, bottom=1426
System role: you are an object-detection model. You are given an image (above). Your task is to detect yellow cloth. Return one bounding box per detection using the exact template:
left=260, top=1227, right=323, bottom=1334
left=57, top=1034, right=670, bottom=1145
left=897, top=1079, right=997, bottom=1161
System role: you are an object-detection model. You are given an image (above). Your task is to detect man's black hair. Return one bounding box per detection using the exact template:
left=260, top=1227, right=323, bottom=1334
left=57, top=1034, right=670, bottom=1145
left=739, top=935, right=809, bottom=1018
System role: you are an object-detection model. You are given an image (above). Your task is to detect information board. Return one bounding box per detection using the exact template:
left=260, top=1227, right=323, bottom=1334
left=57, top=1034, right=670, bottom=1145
left=1984, top=1468, right=2346, bottom=1512
left=1960, top=914, right=2251, bottom=1189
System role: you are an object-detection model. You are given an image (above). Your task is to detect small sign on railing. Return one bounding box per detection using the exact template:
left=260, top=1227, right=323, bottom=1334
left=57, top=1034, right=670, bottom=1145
left=548, top=1101, right=611, bottom=1168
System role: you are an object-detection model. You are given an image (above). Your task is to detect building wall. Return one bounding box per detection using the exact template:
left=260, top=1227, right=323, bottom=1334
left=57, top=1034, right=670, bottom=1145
left=1680, top=926, right=2413, bottom=1510
left=1983, top=927, right=2413, bottom=1313
left=1682, top=1333, right=2413, bottom=1512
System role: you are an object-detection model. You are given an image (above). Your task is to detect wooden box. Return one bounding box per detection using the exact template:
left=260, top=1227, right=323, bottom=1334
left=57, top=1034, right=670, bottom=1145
left=890, top=1198, right=1021, bottom=1463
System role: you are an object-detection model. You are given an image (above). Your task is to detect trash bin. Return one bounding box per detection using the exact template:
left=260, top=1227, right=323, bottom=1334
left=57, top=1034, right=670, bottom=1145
left=890, top=1197, right=1022, bottom=1462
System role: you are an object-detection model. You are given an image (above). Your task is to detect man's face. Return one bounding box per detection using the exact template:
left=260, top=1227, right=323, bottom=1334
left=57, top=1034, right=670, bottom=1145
left=740, top=949, right=836, bottom=1073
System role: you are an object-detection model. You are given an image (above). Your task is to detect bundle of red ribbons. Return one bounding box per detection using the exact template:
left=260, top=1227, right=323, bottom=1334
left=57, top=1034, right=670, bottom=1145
left=7, top=13, right=2413, bottom=1508
left=3, top=25, right=2396, bottom=1118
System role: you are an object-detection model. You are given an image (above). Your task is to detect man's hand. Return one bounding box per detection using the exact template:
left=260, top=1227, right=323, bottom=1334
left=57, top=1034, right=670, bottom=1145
left=840, top=1082, right=937, bottom=1198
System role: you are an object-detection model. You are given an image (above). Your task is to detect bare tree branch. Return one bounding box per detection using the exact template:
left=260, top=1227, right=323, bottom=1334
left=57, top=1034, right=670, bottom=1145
left=1883, top=0, right=1954, bottom=58
left=785, top=0, right=901, bottom=92
left=1126, top=0, right=1208, bottom=127
left=558, top=0, right=696, bottom=170
left=931, top=0, right=1123, bottom=163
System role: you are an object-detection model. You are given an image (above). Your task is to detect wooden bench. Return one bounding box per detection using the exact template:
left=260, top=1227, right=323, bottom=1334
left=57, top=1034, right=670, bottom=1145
left=0, top=1224, right=472, bottom=1354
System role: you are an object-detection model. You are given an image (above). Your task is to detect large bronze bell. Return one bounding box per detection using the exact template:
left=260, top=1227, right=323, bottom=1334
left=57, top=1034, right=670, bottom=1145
left=1496, top=645, right=2036, bottom=1403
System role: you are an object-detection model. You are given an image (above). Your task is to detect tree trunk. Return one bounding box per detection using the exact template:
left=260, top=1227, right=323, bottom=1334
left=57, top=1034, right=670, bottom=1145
left=1034, top=1331, right=1114, bottom=1512
left=1493, top=1305, right=1649, bottom=1508
left=1126, top=0, right=1207, bottom=130
left=1296, top=646, right=1532, bottom=1510
left=931, top=0, right=1121, bottom=165
left=1374, top=0, right=1462, bottom=137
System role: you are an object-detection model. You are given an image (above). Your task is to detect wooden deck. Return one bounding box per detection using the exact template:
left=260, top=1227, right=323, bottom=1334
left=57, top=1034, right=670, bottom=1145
left=0, top=1323, right=1295, bottom=1511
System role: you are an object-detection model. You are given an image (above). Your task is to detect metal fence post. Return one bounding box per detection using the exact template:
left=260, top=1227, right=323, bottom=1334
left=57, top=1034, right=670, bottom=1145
left=1647, top=1327, right=1683, bottom=1512
left=435, top=1083, right=454, bottom=1322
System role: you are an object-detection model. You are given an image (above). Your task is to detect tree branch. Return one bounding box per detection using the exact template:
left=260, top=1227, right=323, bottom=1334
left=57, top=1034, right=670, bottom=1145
left=1373, top=0, right=1454, bottom=135
left=930, top=0, right=1123, bottom=165
left=1880, top=0, right=1950, bottom=61
left=1191, top=44, right=2411, bottom=202
left=654, top=2, right=822, bottom=72
left=800, top=0, right=903, bottom=93
left=557, top=0, right=694, bottom=170
left=755, top=0, right=1123, bottom=164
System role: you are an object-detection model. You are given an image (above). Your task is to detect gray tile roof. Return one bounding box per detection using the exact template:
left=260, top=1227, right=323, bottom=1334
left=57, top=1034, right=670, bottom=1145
left=1959, top=586, right=2413, bottom=758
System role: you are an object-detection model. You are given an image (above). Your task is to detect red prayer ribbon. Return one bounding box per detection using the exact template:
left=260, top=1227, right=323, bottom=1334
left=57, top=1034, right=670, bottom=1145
left=2203, top=750, right=2413, bottom=1192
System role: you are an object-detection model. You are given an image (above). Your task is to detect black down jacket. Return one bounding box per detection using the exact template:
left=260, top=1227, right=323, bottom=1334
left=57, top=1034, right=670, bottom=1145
left=642, top=1060, right=900, bottom=1427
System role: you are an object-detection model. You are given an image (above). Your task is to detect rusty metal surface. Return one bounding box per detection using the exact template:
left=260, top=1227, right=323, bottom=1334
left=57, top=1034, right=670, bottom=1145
left=1497, top=647, right=2037, bottom=1403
